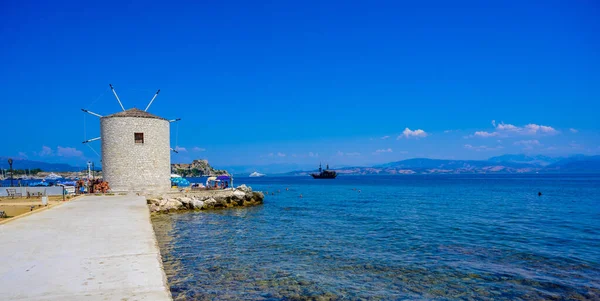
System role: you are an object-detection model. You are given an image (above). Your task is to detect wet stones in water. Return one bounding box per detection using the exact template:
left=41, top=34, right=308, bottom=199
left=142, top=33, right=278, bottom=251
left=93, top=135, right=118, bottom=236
left=146, top=185, right=264, bottom=213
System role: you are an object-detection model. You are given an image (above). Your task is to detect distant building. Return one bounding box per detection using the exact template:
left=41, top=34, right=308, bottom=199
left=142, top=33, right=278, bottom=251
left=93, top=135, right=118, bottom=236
left=101, top=108, right=171, bottom=192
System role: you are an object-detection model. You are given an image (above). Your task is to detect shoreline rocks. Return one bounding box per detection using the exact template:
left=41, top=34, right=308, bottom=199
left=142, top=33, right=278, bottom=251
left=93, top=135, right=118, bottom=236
left=147, top=185, right=264, bottom=213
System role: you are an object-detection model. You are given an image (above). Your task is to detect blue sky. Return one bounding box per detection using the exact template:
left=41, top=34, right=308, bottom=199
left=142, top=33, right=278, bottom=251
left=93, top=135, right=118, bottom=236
left=1, top=0, right=599, bottom=169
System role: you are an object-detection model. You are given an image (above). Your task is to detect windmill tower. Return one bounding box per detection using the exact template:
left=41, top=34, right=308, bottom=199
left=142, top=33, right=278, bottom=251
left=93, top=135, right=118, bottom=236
left=82, top=84, right=180, bottom=192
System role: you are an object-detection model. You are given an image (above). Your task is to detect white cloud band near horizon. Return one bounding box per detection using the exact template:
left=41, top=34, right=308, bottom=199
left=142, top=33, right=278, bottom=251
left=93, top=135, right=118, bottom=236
left=470, top=121, right=559, bottom=138
left=36, top=145, right=84, bottom=158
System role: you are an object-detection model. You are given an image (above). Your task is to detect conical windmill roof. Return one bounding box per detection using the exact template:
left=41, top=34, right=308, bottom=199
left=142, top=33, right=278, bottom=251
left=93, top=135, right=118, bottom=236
left=103, top=108, right=166, bottom=120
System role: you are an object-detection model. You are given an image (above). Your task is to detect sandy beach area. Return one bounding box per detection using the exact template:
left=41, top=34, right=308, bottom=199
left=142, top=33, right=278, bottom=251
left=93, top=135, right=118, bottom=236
left=0, top=195, right=70, bottom=220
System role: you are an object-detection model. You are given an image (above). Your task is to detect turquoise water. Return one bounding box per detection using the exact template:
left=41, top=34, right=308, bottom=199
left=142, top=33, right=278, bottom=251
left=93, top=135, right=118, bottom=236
left=151, top=175, right=600, bottom=300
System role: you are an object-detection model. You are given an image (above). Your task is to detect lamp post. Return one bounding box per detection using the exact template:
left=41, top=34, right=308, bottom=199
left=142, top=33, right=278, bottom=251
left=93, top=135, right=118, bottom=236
left=8, top=158, right=14, bottom=187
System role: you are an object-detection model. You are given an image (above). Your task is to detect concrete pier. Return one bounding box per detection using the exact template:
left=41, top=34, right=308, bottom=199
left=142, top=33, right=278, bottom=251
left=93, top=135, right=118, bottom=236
left=0, top=195, right=171, bottom=300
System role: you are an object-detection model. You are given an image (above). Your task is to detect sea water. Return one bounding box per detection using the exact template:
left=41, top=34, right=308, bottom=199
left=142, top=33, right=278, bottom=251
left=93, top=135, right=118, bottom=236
left=151, top=175, right=600, bottom=300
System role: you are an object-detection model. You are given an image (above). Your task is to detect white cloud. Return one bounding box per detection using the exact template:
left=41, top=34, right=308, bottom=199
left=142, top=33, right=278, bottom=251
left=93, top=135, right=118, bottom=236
left=375, top=148, right=393, bottom=153
left=464, top=144, right=504, bottom=152
left=268, top=153, right=274, bottom=157
left=524, top=124, right=558, bottom=135
left=174, top=146, right=187, bottom=152
left=381, top=135, right=390, bottom=140
left=398, top=128, right=427, bottom=139
left=496, top=122, right=519, bottom=132
left=277, top=152, right=286, bottom=157
left=443, top=130, right=455, bottom=133
left=18, top=152, right=28, bottom=159
left=57, top=146, right=84, bottom=157
left=309, top=152, right=319, bottom=157
left=569, top=128, right=578, bottom=133
left=39, top=146, right=53, bottom=156
left=473, top=131, right=498, bottom=138
left=336, top=151, right=344, bottom=156
left=469, top=121, right=559, bottom=138
left=192, top=147, right=206, bottom=152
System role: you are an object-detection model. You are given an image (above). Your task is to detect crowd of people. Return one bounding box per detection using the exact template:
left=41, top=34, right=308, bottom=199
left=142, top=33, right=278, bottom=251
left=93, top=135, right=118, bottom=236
left=190, top=180, right=230, bottom=190
left=75, top=179, right=110, bottom=194
left=213, top=181, right=229, bottom=189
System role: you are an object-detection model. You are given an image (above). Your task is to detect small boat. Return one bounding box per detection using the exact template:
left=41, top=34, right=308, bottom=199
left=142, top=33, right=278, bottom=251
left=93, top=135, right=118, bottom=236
left=45, top=173, right=63, bottom=180
left=56, top=180, right=77, bottom=186
left=30, top=180, right=50, bottom=187
left=311, top=163, right=337, bottom=179
left=249, top=172, right=266, bottom=177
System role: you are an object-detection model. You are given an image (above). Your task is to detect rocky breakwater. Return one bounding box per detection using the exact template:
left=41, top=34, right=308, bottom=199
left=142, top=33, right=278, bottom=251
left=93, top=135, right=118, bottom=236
left=147, top=185, right=264, bottom=213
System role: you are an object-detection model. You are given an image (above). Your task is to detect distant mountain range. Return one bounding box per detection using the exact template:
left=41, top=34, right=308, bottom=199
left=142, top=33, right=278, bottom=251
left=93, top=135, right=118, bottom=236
left=0, top=157, right=79, bottom=172
left=2, top=154, right=599, bottom=175
left=487, top=154, right=564, bottom=166
left=283, top=155, right=600, bottom=176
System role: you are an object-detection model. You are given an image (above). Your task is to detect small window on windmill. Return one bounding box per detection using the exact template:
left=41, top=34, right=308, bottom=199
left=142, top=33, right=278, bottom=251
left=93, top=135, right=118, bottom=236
left=134, top=133, right=144, bottom=144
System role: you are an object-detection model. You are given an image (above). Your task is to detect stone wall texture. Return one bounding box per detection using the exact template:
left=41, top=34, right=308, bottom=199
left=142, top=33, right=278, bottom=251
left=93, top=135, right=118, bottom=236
left=101, top=116, right=170, bottom=192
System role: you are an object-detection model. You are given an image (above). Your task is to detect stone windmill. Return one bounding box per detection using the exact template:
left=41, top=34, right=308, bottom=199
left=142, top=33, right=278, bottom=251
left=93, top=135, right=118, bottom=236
left=82, top=84, right=180, bottom=192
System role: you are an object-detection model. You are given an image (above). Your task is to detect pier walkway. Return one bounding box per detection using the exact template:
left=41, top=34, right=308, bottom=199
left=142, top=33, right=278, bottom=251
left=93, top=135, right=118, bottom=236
left=0, top=195, right=171, bottom=300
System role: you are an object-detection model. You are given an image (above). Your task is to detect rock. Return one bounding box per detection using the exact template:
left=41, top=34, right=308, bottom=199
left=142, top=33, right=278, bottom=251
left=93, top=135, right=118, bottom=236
left=236, top=184, right=252, bottom=193
left=252, top=191, right=265, bottom=201
left=165, top=199, right=183, bottom=210
left=171, top=159, right=228, bottom=177
left=195, top=195, right=209, bottom=201
left=149, top=204, right=161, bottom=212
left=179, top=197, right=192, bottom=204
left=203, top=198, right=217, bottom=209
left=148, top=185, right=264, bottom=213
left=214, top=197, right=228, bottom=208
left=191, top=199, right=204, bottom=209
left=147, top=198, right=160, bottom=206
left=178, top=197, right=193, bottom=209
left=233, top=190, right=246, bottom=200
